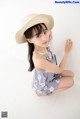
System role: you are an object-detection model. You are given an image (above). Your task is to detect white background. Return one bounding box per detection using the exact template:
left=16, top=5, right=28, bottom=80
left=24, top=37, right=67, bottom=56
left=0, top=0, right=80, bottom=119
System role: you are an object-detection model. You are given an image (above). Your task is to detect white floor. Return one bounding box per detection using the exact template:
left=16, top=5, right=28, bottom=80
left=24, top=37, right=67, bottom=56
left=0, top=54, right=80, bottom=119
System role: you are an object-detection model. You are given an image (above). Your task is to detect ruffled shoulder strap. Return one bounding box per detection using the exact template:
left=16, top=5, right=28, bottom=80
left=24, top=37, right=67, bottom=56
left=46, top=46, right=50, bottom=52
left=33, top=46, right=50, bottom=56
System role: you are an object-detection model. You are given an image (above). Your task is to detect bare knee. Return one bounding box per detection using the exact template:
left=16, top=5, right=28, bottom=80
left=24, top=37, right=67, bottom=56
left=69, top=72, right=74, bottom=87
left=62, top=70, right=74, bottom=77
left=68, top=77, right=74, bottom=88
left=70, top=71, right=74, bottom=78
left=68, top=71, right=74, bottom=77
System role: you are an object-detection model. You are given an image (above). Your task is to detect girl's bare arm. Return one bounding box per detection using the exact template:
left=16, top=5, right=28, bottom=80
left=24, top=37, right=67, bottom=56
left=59, top=39, right=73, bottom=69
left=33, top=39, right=73, bottom=74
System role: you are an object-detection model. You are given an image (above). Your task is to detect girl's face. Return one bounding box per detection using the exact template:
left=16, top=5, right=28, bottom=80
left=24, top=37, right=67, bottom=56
left=30, top=29, right=52, bottom=47
left=27, top=24, right=52, bottom=48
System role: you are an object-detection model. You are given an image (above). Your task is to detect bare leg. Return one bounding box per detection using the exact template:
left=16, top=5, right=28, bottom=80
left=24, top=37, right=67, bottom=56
left=53, top=70, right=74, bottom=93
left=36, top=70, right=74, bottom=96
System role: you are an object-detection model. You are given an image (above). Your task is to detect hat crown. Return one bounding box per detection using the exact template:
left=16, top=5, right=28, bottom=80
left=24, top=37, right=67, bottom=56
left=21, top=13, right=37, bottom=27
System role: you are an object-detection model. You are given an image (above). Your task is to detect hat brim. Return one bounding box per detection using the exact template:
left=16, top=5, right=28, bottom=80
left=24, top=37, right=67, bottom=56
left=15, top=14, right=54, bottom=44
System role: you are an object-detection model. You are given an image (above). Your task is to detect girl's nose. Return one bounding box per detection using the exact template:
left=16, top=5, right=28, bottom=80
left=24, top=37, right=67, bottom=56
left=46, top=30, right=52, bottom=41
left=48, top=31, right=52, bottom=38
left=41, top=30, right=52, bottom=41
left=41, top=33, right=47, bottom=41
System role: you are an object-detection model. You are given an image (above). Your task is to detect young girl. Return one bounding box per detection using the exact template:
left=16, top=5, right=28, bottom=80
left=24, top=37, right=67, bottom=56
left=16, top=13, right=74, bottom=96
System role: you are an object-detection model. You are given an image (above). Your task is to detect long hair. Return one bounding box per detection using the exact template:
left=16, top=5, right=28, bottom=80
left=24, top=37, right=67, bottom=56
left=24, top=23, right=47, bottom=72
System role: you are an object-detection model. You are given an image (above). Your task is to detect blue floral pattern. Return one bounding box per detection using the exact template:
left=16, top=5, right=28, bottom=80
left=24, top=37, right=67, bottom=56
left=32, top=46, right=62, bottom=95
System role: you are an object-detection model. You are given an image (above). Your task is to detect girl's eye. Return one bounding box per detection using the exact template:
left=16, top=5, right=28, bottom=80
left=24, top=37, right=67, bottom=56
left=43, top=30, right=48, bottom=34
left=36, top=34, right=40, bottom=38
left=35, top=30, right=48, bottom=38
left=44, top=30, right=47, bottom=34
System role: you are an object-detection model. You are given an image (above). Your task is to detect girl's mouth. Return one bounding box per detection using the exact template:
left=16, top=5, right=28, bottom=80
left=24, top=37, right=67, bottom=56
left=42, top=41, right=47, bottom=44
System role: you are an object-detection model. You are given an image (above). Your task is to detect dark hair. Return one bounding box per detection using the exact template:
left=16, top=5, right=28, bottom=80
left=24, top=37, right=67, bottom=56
left=24, top=23, right=47, bottom=72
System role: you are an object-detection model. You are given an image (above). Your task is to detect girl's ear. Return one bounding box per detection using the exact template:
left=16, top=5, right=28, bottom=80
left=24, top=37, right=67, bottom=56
left=27, top=39, right=33, bottom=43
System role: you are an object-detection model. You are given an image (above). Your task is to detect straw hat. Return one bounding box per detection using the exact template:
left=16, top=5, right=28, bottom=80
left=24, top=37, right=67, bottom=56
left=15, top=13, right=54, bottom=43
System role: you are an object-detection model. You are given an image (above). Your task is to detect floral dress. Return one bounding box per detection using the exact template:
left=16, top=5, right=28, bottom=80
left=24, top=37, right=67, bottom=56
left=32, top=46, right=62, bottom=95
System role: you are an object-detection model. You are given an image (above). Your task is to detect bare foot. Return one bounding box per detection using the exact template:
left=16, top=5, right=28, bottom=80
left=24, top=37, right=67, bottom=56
left=36, top=92, right=47, bottom=96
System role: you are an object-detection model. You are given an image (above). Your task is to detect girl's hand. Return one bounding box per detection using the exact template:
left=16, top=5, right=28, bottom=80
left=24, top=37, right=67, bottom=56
left=65, top=39, right=73, bottom=55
